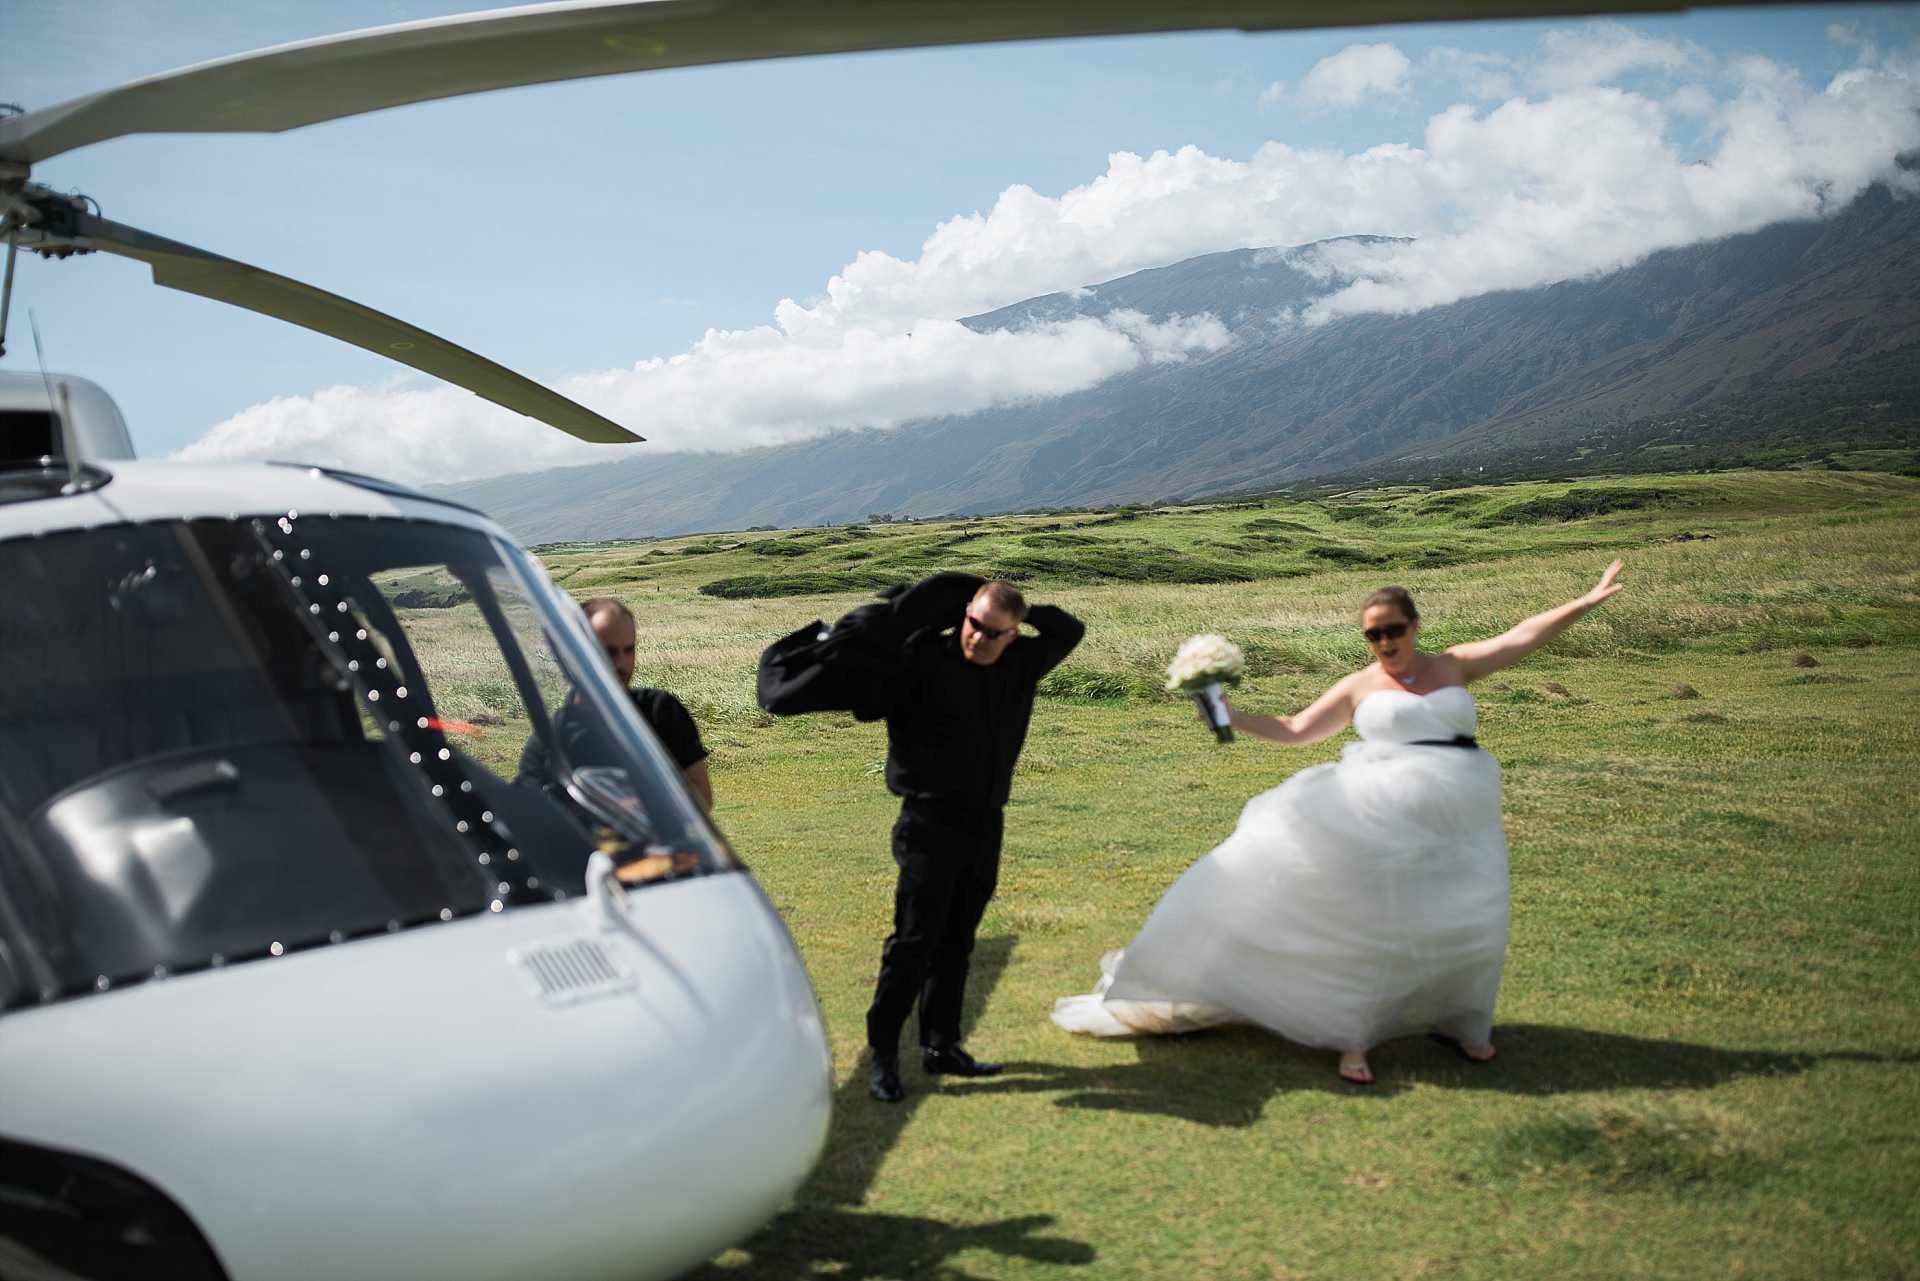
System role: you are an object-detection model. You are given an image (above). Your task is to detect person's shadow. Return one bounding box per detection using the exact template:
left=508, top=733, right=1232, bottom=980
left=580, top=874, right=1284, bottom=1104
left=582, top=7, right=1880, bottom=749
left=964, top=1023, right=1915, bottom=1117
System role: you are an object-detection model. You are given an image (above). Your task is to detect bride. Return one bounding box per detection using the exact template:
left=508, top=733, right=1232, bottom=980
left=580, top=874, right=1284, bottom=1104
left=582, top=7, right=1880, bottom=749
left=1053, top=561, right=1625, bottom=1084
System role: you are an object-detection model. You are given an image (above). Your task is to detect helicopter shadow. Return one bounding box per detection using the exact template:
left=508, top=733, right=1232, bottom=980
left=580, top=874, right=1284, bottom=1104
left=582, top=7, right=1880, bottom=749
left=683, top=1208, right=1095, bottom=1281
left=684, top=936, right=1099, bottom=1280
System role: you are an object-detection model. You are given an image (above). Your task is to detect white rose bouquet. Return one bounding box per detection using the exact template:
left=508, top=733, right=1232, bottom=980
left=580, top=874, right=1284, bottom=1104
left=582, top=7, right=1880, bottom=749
left=1166, top=634, right=1244, bottom=743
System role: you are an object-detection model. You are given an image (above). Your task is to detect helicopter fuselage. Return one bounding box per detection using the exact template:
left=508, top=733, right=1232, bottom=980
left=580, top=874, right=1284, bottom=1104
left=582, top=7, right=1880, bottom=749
left=0, top=431, right=831, bottom=1281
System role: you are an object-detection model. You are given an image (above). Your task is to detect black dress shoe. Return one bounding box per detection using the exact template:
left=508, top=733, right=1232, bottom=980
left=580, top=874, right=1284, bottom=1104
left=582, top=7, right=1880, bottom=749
left=922, top=1045, right=1004, bottom=1077
left=868, top=1055, right=905, bottom=1103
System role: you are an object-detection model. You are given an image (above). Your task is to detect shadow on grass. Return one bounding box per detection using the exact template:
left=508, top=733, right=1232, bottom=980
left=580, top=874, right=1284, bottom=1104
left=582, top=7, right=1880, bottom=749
left=686, top=1209, right=1095, bottom=1280
left=1415, top=1023, right=1919, bottom=1096
left=801, top=935, right=1023, bottom=1207
left=952, top=1023, right=1918, bottom=1119
left=684, top=937, right=1100, bottom=1279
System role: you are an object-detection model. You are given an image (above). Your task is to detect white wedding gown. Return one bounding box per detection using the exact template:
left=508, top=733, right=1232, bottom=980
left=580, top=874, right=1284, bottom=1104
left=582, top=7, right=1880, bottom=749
left=1053, top=686, right=1508, bottom=1052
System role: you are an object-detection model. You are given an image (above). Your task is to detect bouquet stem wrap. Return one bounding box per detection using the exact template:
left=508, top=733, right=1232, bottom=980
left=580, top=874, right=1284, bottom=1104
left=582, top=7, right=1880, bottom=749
left=1166, top=634, right=1245, bottom=746
left=1191, top=683, right=1233, bottom=743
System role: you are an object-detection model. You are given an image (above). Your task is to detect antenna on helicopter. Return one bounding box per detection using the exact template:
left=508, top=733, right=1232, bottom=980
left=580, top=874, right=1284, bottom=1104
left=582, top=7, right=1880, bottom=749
left=0, top=104, right=20, bottom=361
left=27, top=309, right=83, bottom=493
left=1, top=226, right=16, bottom=360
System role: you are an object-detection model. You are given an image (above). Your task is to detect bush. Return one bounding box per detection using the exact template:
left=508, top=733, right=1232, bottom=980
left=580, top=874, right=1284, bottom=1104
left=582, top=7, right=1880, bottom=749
left=985, top=547, right=1251, bottom=586
left=698, top=570, right=897, bottom=599
left=1038, top=665, right=1134, bottom=702
left=1470, top=485, right=1680, bottom=526
left=1019, top=532, right=1107, bottom=548
left=1306, top=544, right=1390, bottom=565
left=387, top=584, right=470, bottom=609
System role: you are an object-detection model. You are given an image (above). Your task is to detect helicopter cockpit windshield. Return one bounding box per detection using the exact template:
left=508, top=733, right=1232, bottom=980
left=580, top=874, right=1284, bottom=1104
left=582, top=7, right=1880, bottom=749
left=0, top=511, right=732, bottom=1012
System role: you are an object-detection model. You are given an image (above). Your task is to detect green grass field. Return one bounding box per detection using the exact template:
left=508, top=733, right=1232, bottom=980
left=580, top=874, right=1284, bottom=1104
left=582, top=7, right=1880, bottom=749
left=549, top=472, right=1919, bottom=1280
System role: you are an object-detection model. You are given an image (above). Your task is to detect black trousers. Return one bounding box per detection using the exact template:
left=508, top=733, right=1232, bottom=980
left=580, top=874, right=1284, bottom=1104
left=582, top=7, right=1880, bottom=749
left=865, top=798, right=1003, bottom=1057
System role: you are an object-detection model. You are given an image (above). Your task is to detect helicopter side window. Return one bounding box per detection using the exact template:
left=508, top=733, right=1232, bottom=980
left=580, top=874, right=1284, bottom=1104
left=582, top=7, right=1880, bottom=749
left=0, top=515, right=733, bottom=1012
left=364, top=564, right=528, bottom=780
left=0, top=523, right=361, bottom=815
left=0, top=408, right=60, bottom=466
left=348, top=559, right=609, bottom=894
left=0, top=522, right=494, bottom=1008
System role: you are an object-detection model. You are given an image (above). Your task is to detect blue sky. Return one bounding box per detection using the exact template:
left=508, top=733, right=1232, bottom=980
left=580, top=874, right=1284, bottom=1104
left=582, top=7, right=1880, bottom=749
left=7, top=2, right=1918, bottom=482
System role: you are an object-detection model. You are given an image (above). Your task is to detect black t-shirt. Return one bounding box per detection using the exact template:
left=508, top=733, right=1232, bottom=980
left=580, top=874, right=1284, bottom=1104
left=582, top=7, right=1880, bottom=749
left=516, top=685, right=708, bottom=784
left=626, top=686, right=708, bottom=771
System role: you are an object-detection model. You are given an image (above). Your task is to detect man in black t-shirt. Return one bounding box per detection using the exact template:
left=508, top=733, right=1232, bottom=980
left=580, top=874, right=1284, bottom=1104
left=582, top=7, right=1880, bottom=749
left=517, top=597, right=711, bottom=810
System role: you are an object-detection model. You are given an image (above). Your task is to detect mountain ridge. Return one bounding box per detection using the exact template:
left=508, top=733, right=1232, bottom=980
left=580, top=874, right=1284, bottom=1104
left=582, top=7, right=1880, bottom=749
left=441, top=185, right=1920, bottom=542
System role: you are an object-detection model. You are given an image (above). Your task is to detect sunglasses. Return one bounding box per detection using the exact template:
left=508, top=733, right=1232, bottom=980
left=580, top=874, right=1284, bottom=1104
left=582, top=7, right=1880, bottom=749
left=964, top=612, right=1016, bottom=641
left=1363, top=621, right=1411, bottom=644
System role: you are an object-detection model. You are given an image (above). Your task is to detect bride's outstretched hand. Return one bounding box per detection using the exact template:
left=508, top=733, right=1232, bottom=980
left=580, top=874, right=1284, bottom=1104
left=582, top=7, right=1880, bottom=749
left=1584, top=559, right=1625, bottom=609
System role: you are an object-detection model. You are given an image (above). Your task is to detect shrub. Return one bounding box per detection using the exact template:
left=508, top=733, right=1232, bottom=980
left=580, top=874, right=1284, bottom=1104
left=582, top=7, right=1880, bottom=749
left=1038, top=665, right=1133, bottom=702
left=698, top=570, right=897, bottom=599
left=1469, top=485, right=1680, bottom=526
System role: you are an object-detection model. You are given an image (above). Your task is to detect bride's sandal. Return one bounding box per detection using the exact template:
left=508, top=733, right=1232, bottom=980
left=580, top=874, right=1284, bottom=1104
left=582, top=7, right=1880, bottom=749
left=1429, top=1031, right=1497, bottom=1063
left=1338, top=1053, right=1375, bottom=1085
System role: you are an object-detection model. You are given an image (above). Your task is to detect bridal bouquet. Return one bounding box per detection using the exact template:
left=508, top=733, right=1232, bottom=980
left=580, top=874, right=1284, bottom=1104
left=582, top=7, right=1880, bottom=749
left=1166, top=634, right=1244, bottom=743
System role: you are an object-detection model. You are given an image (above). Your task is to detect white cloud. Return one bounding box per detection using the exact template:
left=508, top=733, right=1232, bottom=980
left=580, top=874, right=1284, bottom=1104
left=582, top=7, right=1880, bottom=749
left=1294, top=43, right=1412, bottom=111
left=1665, top=83, right=1716, bottom=117
left=1427, top=46, right=1518, bottom=100
left=177, top=29, right=1920, bottom=486
left=176, top=311, right=1232, bottom=481
left=1532, top=22, right=1699, bottom=92
left=1300, top=57, right=1920, bottom=323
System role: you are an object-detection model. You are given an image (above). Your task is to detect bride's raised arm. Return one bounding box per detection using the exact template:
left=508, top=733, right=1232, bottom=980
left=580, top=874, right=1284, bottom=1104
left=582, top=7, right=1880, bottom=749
left=1225, top=672, right=1367, bottom=746
left=1446, top=559, right=1624, bottom=683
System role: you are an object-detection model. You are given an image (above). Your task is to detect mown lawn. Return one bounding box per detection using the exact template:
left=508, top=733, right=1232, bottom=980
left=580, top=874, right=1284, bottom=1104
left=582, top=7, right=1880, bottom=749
left=546, top=472, right=1918, bottom=1280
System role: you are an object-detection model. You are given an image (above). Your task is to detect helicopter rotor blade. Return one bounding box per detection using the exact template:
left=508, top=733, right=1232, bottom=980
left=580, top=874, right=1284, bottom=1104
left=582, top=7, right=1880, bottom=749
left=36, top=213, right=641, bottom=444
left=0, top=0, right=1743, bottom=165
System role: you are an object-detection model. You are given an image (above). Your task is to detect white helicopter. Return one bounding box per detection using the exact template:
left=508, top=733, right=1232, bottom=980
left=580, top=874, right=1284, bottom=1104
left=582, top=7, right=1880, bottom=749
left=0, top=2, right=1761, bottom=1279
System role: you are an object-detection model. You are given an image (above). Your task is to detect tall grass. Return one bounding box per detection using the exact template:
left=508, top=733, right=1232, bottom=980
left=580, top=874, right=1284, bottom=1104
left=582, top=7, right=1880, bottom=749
left=500, top=471, right=1919, bottom=1279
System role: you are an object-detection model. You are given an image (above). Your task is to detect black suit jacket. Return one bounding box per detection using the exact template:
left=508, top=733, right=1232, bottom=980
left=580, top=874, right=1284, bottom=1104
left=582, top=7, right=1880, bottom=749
left=756, top=572, right=986, bottom=721
left=757, top=572, right=1084, bottom=807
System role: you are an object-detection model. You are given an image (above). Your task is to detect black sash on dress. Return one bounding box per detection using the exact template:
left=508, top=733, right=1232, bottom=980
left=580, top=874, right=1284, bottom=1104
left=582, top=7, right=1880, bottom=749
left=1409, top=736, right=1479, bottom=748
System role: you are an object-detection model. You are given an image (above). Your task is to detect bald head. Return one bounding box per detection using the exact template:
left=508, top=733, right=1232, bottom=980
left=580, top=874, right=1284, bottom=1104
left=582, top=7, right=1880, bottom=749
left=582, top=597, right=637, bottom=686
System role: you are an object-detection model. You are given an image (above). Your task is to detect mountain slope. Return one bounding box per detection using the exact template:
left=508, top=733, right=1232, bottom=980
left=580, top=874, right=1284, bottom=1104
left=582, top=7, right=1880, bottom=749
left=443, top=186, right=1920, bottom=543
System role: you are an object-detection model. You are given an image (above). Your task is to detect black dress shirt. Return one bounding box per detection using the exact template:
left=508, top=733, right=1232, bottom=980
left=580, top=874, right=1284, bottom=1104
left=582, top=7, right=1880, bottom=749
left=881, top=604, right=1084, bottom=809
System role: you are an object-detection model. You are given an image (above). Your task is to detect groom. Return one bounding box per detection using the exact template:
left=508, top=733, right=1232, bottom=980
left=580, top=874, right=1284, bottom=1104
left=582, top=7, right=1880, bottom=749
left=868, top=577, right=1082, bottom=1101
left=757, top=572, right=1083, bottom=1102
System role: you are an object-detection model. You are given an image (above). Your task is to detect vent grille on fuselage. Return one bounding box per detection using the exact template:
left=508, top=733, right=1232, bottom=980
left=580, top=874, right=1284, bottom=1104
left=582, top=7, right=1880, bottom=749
left=509, top=937, right=634, bottom=1005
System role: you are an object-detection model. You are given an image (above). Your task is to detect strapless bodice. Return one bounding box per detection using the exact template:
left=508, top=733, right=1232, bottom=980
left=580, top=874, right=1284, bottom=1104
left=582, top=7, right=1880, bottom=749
left=1352, top=685, right=1477, bottom=744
